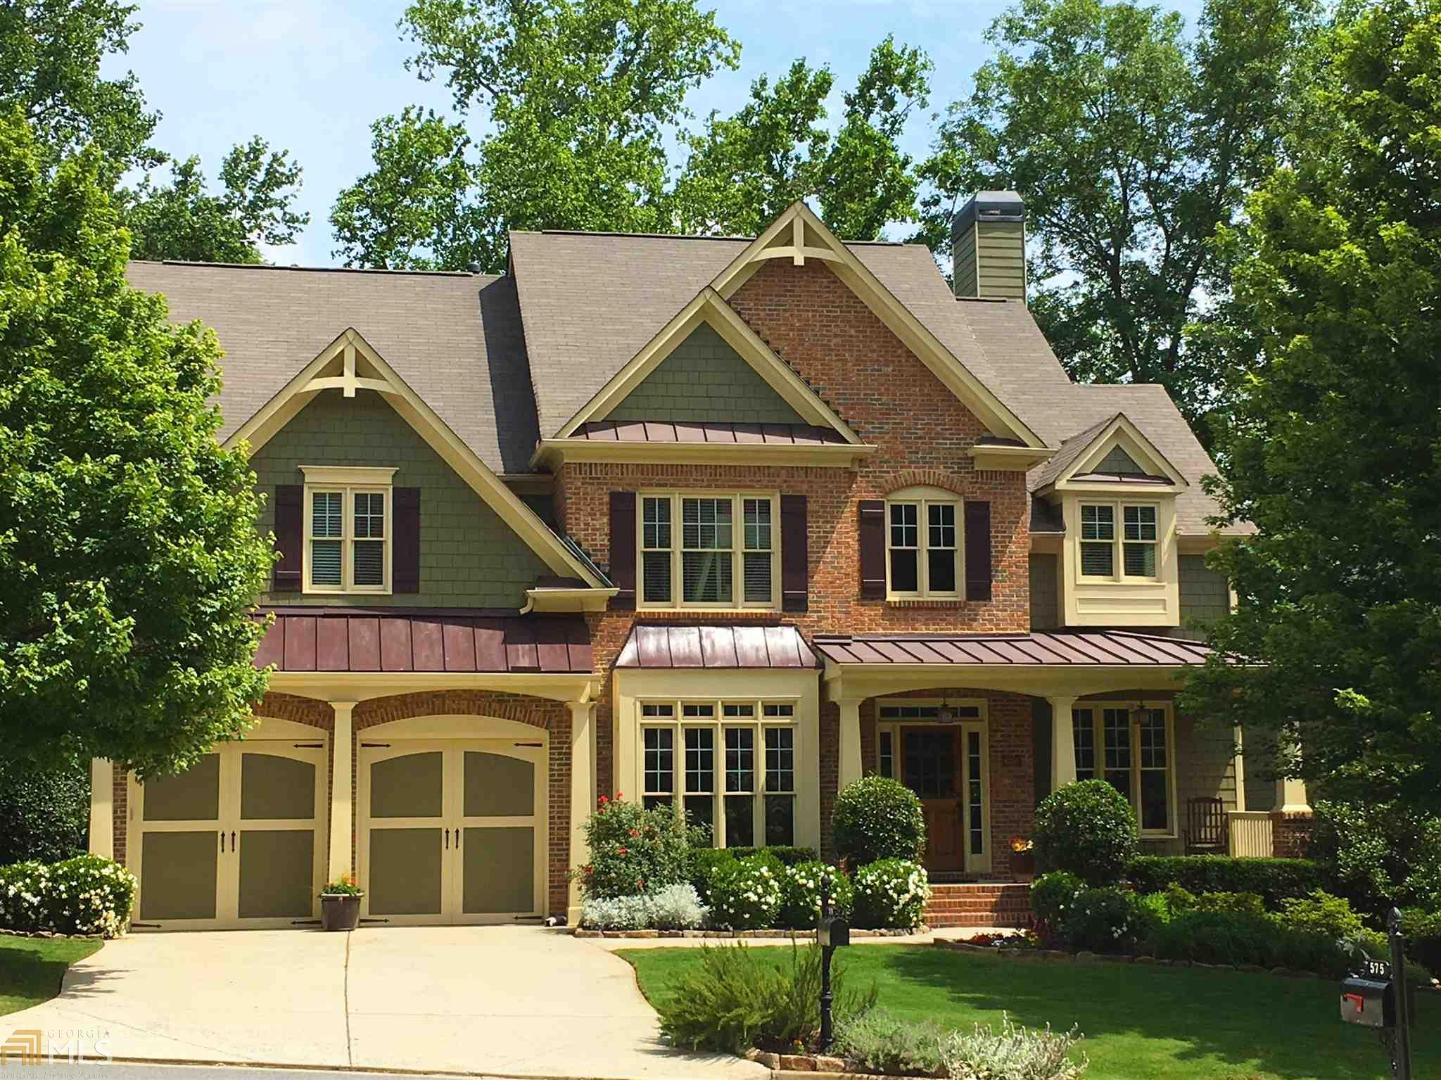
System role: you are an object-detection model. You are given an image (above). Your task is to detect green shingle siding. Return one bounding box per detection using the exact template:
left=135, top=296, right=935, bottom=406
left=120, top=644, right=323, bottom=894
left=1029, top=553, right=1059, bottom=629
left=252, top=390, right=549, bottom=608
left=1095, top=445, right=1145, bottom=475
left=1177, top=554, right=1228, bottom=639
left=604, top=323, right=805, bottom=424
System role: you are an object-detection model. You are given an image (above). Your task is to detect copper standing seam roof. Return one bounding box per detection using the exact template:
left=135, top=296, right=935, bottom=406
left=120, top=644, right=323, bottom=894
left=255, top=610, right=593, bottom=673
left=811, top=630, right=1214, bottom=667
left=615, top=625, right=819, bottom=669
left=573, top=421, right=849, bottom=445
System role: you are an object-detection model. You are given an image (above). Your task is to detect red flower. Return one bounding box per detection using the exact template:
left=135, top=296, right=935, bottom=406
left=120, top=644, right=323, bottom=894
left=628, top=828, right=640, bottom=838
left=615, top=791, right=624, bottom=799
left=597, top=794, right=609, bottom=806
left=617, top=846, right=628, bottom=855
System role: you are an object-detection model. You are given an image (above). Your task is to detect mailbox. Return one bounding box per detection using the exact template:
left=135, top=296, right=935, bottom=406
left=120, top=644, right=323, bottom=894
left=1340, top=974, right=1395, bottom=1029
left=818, top=915, right=850, bottom=949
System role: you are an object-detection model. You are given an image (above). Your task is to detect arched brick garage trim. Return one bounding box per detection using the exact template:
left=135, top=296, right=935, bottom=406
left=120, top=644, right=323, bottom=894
left=257, top=692, right=334, bottom=730
left=352, top=691, right=572, bottom=917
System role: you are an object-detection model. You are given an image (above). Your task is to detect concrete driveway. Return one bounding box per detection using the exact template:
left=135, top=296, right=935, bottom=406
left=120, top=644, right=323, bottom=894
left=0, top=927, right=764, bottom=1080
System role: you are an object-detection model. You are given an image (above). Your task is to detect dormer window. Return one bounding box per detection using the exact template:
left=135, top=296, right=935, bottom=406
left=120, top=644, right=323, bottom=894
left=1079, top=502, right=1159, bottom=581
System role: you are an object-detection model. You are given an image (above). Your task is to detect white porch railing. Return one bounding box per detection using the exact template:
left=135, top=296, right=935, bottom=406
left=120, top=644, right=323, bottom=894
left=1228, top=811, right=1274, bottom=858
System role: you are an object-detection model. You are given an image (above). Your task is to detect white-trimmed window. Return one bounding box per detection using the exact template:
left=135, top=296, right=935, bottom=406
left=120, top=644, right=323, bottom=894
left=301, top=466, right=395, bottom=594
left=1072, top=703, right=1174, bottom=835
left=639, top=698, right=796, bottom=846
left=637, top=493, right=778, bottom=609
left=886, top=487, right=960, bottom=597
left=1079, top=502, right=1158, bottom=580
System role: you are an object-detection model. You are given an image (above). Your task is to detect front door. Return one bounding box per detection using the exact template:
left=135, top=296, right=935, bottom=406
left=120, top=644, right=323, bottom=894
left=358, top=739, right=544, bottom=924
left=133, top=740, right=327, bottom=929
left=898, top=722, right=990, bottom=875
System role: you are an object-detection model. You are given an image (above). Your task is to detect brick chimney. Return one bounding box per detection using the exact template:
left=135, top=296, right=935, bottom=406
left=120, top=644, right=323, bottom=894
left=952, top=191, right=1026, bottom=301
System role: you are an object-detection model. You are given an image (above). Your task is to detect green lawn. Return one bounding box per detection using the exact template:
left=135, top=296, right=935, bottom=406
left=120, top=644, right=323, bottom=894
left=621, top=944, right=1439, bottom=1080
left=0, top=933, right=101, bottom=1016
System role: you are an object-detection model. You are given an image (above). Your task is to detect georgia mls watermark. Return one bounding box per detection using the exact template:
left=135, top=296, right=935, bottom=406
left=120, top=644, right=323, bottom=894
left=0, top=1029, right=113, bottom=1065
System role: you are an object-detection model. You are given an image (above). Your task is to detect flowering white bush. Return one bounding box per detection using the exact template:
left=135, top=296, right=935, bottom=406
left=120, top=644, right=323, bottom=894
left=0, top=855, right=137, bottom=937
left=579, top=883, right=708, bottom=930
left=852, top=858, right=930, bottom=929
left=706, top=854, right=782, bottom=930
left=777, top=860, right=853, bottom=929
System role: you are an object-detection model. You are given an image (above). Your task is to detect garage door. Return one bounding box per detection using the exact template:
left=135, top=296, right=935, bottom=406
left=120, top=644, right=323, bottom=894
left=133, top=740, right=327, bottom=929
left=358, top=739, right=544, bottom=924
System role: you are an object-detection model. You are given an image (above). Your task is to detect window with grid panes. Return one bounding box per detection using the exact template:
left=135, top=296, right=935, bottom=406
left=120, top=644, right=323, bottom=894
left=886, top=491, right=961, bottom=597
left=1069, top=705, right=1174, bottom=835
left=306, top=485, right=389, bottom=593
left=1079, top=504, right=1115, bottom=577
left=637, top=697, right=797, bottom=847
left=1123, top=505, right=1158, bottom=577
left=637, top=494, right=778, bottom=609
left=1079, top=502, right=1161, bottom=580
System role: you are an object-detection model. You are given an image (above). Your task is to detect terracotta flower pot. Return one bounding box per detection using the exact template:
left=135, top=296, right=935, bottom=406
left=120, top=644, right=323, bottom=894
left=320, top=893, right=362, bottom=931
left=1010, top=850, right=1036, bottom=878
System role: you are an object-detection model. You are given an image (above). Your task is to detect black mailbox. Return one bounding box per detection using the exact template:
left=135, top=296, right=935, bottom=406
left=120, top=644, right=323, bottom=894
left=1340, top=974, right=1395, bottom=1029
left=818, top=915, right=850, bottom=949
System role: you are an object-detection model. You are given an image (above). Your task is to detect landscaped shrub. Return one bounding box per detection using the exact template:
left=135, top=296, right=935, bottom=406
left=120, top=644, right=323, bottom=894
left=1309, top=799, right=1441, bottom=915
left=686, top=847, right=736, bottom=902
left=938, top=1014, right=1086, bottom=1080
left=1191, top=891, right=1267, bottom=917
left=1127, top=855, right=1320, bottom=907
left=1147, top=909, right=1347, bottom=975
left=0, top=756, right=89, bottom=864
left=579, top=893, right=651, bottom=931
left=832, top=776, right=925, bottom=865
left=1060, top=886, right=1158, bottom=954
left=1031, top=871, right=1085, bottom=941
left=647, top=883, right=709, bottom=930
left=0, top=855, right=136, bottom=937
left=574, top=795, right=689, bottom=899
left=706, top=853, right=783, bottom=930
left=1402, top=908, right=1441, bottom=977
left=1032, top=780, right=1137, bottom=886
left=777, top=861, right=853, bottom=930
left=725, top=846, right=818, bottom=867
left=655, top=942, right=874, bottom=1054
left=833, top=1008, right=949, bottom=1075
left=1274, top=890, right=1367, bottom=941
left=851, top=858, right=930, bottom=930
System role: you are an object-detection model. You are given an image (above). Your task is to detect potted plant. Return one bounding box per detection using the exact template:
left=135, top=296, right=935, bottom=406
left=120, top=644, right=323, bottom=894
left=1009, top=837, right=1035, bottom=878
left=320, top=874, right=364, bottom=931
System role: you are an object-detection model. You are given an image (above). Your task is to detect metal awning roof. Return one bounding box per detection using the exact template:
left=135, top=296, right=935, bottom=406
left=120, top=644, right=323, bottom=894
left=574, top=421, right=849, bottom=445
left=254, top=609, right=593, bottom=673
left=616, top=624, right=818, bottom=669
left=812, top=630, right=1213, bottom=667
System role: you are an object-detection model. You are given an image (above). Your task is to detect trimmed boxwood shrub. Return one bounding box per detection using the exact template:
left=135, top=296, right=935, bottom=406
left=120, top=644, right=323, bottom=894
left=1127, top=855, right=1321, bottom=907
left=1033, top=779, right=1138, bottom=885
left=851, top=858, right=929, bottom=930
left=724, top=846, right=818, bottom=867
left=0, top=855, right=136, bottom=937
left=832, top=777, right=925, bottom=865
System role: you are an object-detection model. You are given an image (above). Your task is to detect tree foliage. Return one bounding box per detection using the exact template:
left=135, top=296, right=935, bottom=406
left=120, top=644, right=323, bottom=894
left=918, top=0, right=1315, bottom=429
left=124, top=137, right=309, bottom=263
left=673, top=38, right=931, bottom=239
left=0, top=112, right=272, bottom=774
left=1182, top=0, right=1441, bottom=813
left=0, top=0, right=157, bottom=171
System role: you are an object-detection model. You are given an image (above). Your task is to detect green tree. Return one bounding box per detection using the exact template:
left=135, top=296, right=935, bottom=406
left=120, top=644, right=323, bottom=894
left=333, top=0, right=740, bottom=270
left=0, top=0, right=157, bottom=171
left=1182, top=0, right=1441, bottom=813
left=0, top=112, right=272, bottom=775
left=124, top=137, right=309, bottom=263
left=673, top=37, right=932, bottom=239
left=918, top=0, right=1314, bottom=428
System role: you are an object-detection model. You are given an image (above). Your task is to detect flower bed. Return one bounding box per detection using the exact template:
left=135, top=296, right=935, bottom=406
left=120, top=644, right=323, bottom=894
left=573, top=926, right=920, bottom=939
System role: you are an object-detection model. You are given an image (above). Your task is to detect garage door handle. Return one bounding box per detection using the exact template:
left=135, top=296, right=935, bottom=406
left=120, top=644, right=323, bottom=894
left=219, top=831, right=225, bottom=852
left=444, top=830, right=449, bottom=850
left=230, top=831, right=236, bottom=850
left=455, top=829, right=461, bottom=848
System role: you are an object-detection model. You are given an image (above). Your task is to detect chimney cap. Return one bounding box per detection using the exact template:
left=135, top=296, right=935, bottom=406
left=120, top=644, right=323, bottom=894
left=957, top=190, right=1025, bottom=227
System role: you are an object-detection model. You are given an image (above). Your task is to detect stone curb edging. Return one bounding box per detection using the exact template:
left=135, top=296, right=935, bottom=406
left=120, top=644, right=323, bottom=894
left=574, top=926, right=923, bottom=940
left=932, top=937, right=1329, bottom=979
left=747, top=1050, right=916, bottom=1078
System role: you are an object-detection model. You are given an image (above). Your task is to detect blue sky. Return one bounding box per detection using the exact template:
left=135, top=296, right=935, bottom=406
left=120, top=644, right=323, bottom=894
left=111, top=0, right=1203, bottom=266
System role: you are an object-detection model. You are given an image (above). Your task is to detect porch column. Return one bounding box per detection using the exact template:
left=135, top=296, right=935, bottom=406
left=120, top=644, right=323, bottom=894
left=1276, top=775, right=1311, bottom=814
left=568, top=700, right=596, bottom=924
left=327, top=700, right=356, bottom=882
left=1231, top=724, right=1248, bottom=811
left=837, top=698, right=864, bottom=789
left=87, top=759, right=114, bottom=859
left=1047, top=695, right=1077, bottom=792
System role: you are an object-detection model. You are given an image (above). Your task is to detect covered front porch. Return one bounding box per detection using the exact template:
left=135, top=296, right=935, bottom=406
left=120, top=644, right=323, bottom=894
left=814, top=630, right=1310, bottom=878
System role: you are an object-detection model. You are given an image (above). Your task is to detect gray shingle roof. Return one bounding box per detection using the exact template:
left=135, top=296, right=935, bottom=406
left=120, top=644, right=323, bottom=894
left=127, top=231, right=1234, bottom=536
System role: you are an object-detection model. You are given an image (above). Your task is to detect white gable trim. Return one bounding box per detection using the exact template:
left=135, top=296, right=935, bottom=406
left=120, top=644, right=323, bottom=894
left=1049, top=414, right=1188, bottom=493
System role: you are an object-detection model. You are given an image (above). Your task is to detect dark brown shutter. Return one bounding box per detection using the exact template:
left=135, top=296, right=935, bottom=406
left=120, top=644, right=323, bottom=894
left=393, top=487, right=421, bottom=593
left=272, top=484, right=303, bottom=592
left=609, top=491, right=636, bottom=610
left=779, top=494, right=808, bottom=612
left=858, top=499, right=886, bottom=599
left=964, top=500, right=992, bottom=601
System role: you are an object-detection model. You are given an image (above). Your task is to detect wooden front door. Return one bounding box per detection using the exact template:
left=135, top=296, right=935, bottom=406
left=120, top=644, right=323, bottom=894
left=901, top=727, right=965, bottom=872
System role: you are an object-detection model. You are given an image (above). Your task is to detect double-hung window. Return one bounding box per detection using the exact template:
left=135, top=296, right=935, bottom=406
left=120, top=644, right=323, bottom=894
left=638, top=493, right=778, bottom=609
left=1072, top=704, right=1173, bottom=834
left=638, top=698, right=796, bottom=846
left=1078, top=502, right=1159, bottom=580
left=301, top=467, right=394, bottom=593
left=886, top=488, right=960, bottom=597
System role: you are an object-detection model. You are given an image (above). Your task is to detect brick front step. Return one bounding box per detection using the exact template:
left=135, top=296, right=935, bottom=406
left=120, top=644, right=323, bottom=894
left=925, top=883, right=1034, bottom=929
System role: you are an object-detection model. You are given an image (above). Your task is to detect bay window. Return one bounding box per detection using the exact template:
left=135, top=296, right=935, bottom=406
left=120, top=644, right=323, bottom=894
left=1078, top=502, right=1159, bottom=580
left=1072, top=704, right=1174, bottom=834
left=639, top=698, right=796, bottom=846
left=638, top=493, right=777, bottom=609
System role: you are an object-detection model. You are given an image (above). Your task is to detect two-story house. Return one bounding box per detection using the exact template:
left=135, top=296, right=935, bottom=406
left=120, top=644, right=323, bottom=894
left=89, top=196, right=1310, bottom=930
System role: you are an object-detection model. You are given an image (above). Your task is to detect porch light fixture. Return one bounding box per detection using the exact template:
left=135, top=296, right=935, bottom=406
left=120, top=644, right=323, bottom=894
left=936, top=694, right=957, bottom=725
